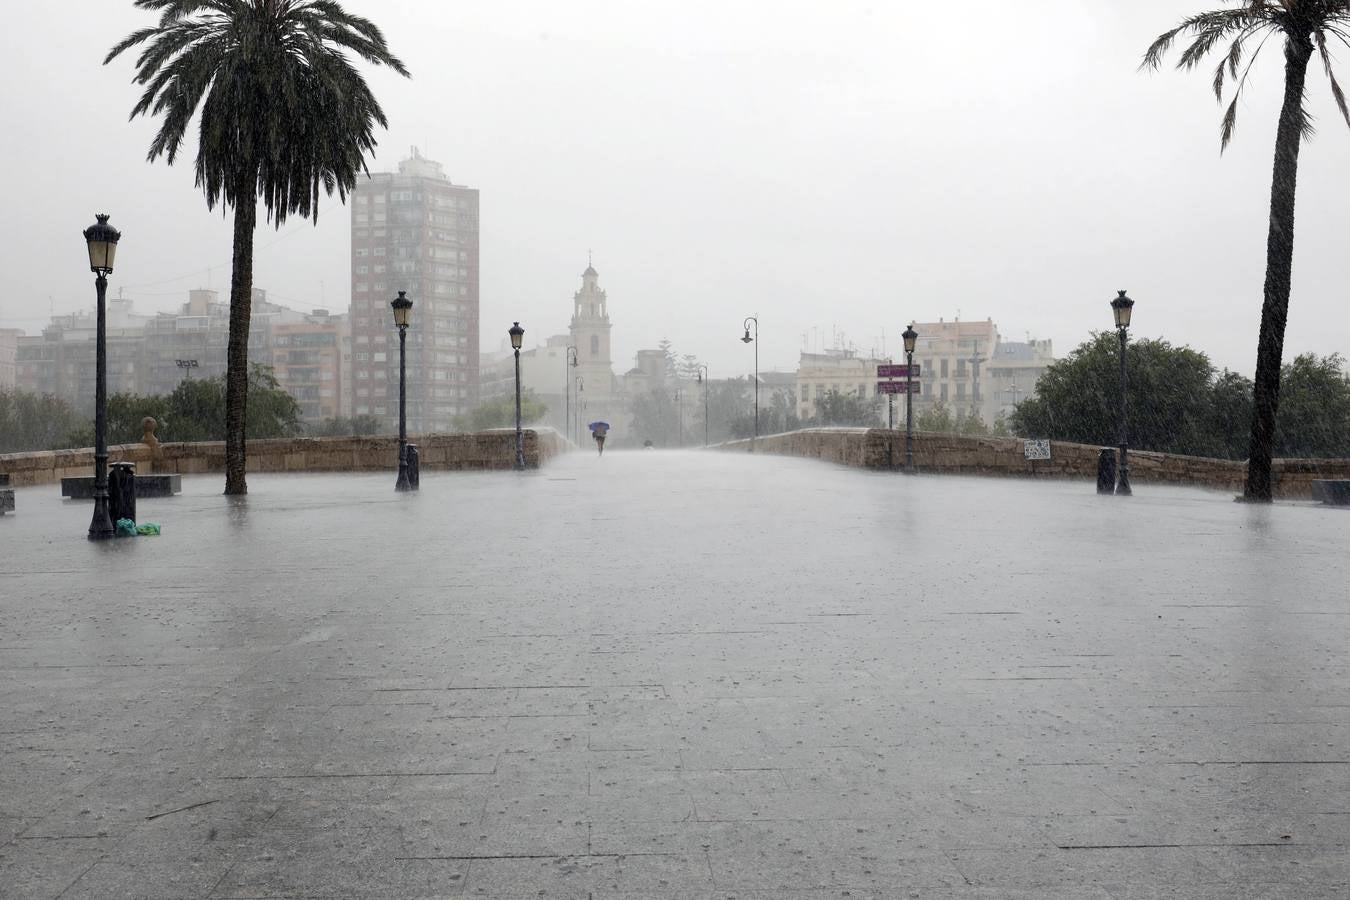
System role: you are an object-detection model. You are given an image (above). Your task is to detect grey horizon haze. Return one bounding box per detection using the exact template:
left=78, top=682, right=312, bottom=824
left=0, top=0, right=1346, bottom=381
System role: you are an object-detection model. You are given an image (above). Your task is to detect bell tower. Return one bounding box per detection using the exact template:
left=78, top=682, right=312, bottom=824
left=569, top=261, right=612, bottom=368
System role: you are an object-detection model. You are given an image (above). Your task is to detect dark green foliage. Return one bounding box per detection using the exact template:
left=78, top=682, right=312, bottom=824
left=311, top=415, right=383, bottom=437
left=453, top=392, right=548, bottom=432
left=912, top=401, right=989, bottom=436
left=1010, top=335, right=1350, bottom=459
left=0, top=391, right=85, bottom=454
left=1274, top=353, right=1350, bottom=457
left=63, top=365, right=303, bottom=449
left=807, top=390, right=882, bottom=427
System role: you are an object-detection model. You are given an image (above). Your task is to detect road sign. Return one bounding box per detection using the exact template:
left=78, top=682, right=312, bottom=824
left=876, top=363, right=920, bottom=378
left=876, top=381, right=921, bottom=395
left=1023, top=439, right=1051, bottom=460
left=175, top=359, right=199, bottom=369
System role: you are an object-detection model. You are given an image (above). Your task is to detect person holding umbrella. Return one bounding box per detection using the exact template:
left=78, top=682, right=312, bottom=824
left=589, top=421, right=610, bottom=455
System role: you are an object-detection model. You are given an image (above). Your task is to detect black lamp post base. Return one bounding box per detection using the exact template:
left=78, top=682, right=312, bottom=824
left=88, top=497, right=114, bottom=539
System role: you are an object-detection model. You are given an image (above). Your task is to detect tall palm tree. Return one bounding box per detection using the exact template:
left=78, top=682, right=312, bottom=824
left=1143, top=1, right=1350, bottom=501
left=106, top=0, right=409, bottom=494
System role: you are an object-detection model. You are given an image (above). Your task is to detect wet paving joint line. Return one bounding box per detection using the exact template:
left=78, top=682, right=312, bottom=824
left=944, top=611, right=1023, bottom=616
left=216, top=769, right=498, bottom=780
left=145, top=798, right=219, bottom=821
left=432, top=713, right=587, bottom=720
left=1161, top=760, right=1350, bottom=766
left=807, top=613, right=875, bottom=617
left=969, top=676, right=1083, bottom=681
left=1059, top=842, right=1294, bottom=850
left=397, top=852, right=676, bottom=861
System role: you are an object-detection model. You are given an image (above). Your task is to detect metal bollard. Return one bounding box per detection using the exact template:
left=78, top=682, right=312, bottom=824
left=405, top=444, right=420, bottom=490
left=1096, top=448, right=1116, bottom=495
left=108, top=462, right=137, bottom=524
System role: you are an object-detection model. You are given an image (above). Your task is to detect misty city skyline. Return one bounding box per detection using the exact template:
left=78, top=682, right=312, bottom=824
left=2, top=0, right=1348, bottom=382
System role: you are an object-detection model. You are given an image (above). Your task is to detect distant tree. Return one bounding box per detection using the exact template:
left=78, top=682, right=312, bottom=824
left=0, top=390, right=85, bottom=453
left=1010, top=333, right=1216, bottom=456
left=630, top=389, right=681, bottom=447
left=656, top=338, right=678, bottom=380
left=1204, top=370, right=1256, bottom=459
left=106, top=0, right=409, bottom=494
left=765, top=388, right=799, bottom=435
left=955, top=411, right=990, bottom=436
left=1274, top=353, right=1350, bottom=457
left=915, top=401, right=955, bottom=433
left=1143, top=2, right=1350, bottom=499
left=453, top=391, right=548, bottom=432
left=704, top=377, right=755, bottom=442
left=64, top=365, right=302, bottom=447
left=677, top=353, right=703, bottom=381
left=991, top=412, right=1012, bottom=437
left=311, top=415, right=383, bottom=437
left=809, top=389, right=881, bottom=427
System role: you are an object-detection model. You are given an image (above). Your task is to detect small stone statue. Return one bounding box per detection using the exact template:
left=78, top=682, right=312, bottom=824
left=141, top=417, right=160, bottom=450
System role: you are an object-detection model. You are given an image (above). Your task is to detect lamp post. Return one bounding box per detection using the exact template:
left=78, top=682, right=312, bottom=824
left=510, top=322, right=526, bottom=471
left=565, top=346, right=578, bottom=445
left=902, top=323, right=918, bottom=473
left=575, top=375, right=584, bottom=444
left=674, top=389, right=684, bottom=447
left=1110, top=290, right=1134, bottom=496
left=741, top=317, right=758, bottom=451
left=83, top=214, right=121, bottom=540
left=391, top=291, right=413, bottom=491
left=696, top=365, right=709, bottom=447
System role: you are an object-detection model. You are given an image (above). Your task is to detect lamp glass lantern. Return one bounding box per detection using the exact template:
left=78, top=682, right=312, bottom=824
left=391, top=290, right=412, bottom=328
left=741, top=329, right=753, bottom=344
left=509, top=321, right=525, bottom=350
left=83, top=214, right=121, bottom=273
left=901, top=324, right=918, bottom=354
left=1111, top=291, right=1134, bottom=329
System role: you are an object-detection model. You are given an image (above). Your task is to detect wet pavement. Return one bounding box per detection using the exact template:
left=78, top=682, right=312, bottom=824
left=1, top=450, right=1348, bottom=898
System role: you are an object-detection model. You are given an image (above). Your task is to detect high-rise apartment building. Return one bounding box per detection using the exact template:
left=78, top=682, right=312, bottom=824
left=348, top=148, right=479, bottom=433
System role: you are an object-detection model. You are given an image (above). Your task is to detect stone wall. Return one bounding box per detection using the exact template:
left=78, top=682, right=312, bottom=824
left=717, top=429, right=1350, bottom=500
left=0, top=429, right=568, bottom=487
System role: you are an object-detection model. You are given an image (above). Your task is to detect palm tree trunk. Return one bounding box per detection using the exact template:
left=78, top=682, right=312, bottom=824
left=224, top=198, right=256, bottom=496
left=1244, top=36, right=1313, bottom=502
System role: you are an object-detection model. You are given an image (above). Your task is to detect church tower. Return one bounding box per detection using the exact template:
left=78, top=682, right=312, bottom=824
left=569, top=263, right=612, bottom=369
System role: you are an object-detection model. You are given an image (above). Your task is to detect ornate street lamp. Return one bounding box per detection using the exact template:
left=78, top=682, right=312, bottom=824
left=1110, top=290, right=1134, bottom=496
left=83, top=214, right=121, bottom=539
left=902, top=323, right=918, bottom=473
left=674, top=389, right=684, bottom=448
left=565, top=345, right=578, bottom=445
left=510, top=321, right=526, bottom=471
left=696, top=365, right=709, bottom=447
left=741, top=317, right=758, bottom=451
left=391, top=291, right=413, bottom=491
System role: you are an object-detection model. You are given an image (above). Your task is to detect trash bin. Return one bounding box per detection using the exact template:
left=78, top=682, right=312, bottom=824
left=405, top=443, right=420, bottom=490
left=1096, top=448, right=1116, bottom=496
left=108, top=462, right=137, bottom=524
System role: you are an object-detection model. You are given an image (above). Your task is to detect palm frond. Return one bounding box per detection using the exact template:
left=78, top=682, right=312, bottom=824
left=106, top=0, right=410, bottom=219
left=1317, top=29, right=1350, bottom=128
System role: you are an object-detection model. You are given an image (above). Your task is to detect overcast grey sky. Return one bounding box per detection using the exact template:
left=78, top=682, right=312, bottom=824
left=1, top=1, right=1346, bottom=380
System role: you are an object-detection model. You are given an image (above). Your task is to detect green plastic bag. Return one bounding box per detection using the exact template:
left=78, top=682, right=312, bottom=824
left=136, top=523, right=161, bottom=536
left=115, top=518, right=137, bottom=537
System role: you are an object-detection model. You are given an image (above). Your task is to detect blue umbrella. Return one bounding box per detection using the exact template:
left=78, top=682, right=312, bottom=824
left=588, top=421, right=610, bottom=431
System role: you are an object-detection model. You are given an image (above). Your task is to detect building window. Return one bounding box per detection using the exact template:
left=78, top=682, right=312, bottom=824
left=941, top=358, right=949, bottom=378
left=590, top=335, right=599, bottom=356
